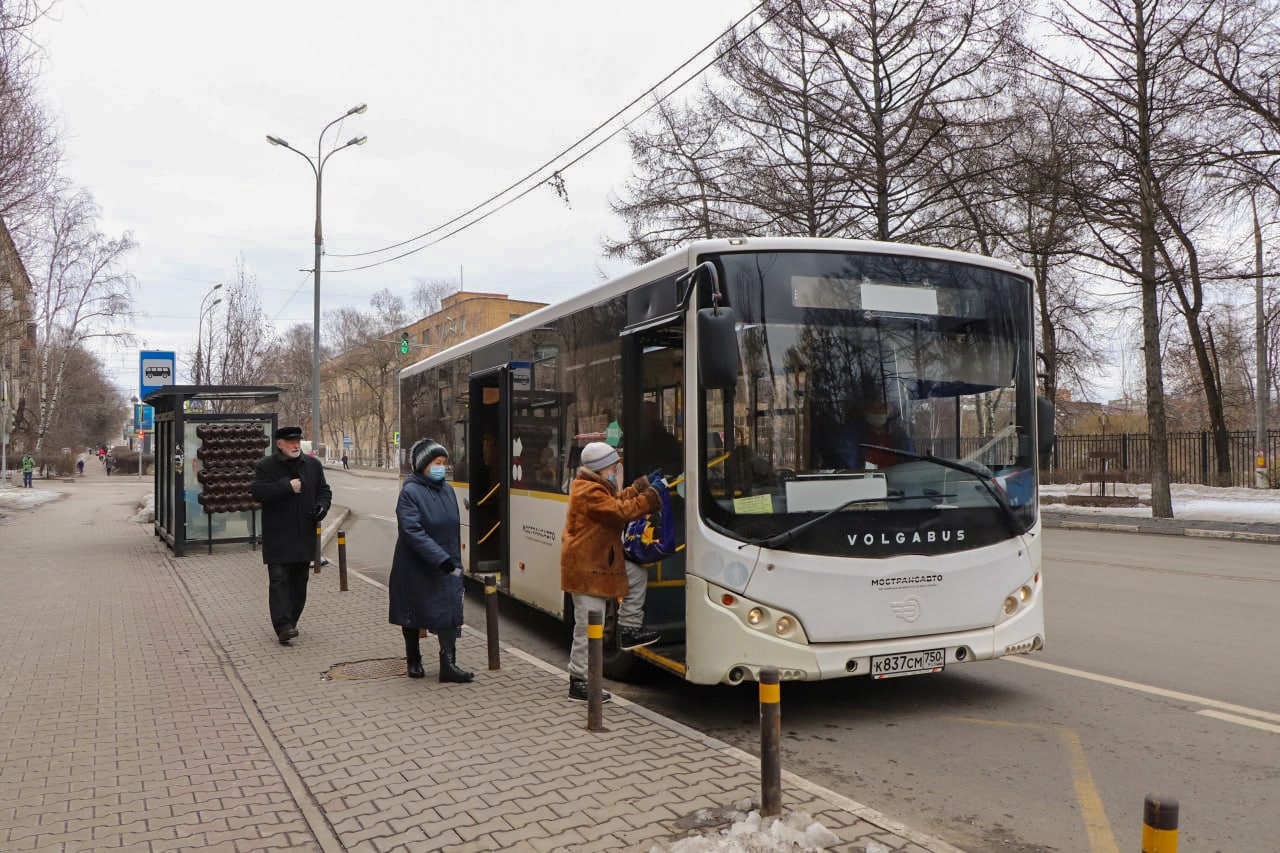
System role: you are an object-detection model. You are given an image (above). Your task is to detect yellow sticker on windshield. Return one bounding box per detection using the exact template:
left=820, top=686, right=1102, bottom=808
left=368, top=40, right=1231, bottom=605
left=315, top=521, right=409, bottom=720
left=733, top=494, right=773, bottom=515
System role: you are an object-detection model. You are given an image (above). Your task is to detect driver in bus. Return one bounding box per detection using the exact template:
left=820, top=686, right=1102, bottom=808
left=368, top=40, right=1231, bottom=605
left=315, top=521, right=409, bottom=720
left=818, top=398, right=911, bottom=469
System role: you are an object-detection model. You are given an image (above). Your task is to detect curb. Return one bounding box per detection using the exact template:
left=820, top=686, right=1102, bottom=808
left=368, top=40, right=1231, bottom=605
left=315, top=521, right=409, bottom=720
left=348, top=566, right=967, bottom=853
left=1044, top=514, right=1280, bottom=543
left=319, top=506, right=351, bottom=551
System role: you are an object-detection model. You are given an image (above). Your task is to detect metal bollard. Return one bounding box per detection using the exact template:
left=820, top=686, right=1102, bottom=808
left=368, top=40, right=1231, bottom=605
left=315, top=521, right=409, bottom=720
left=759, top=667, right=782, bottom=817
left=1142, top=794, right=1179, bottom=852
left=337, top=530, right=348, bottom=591
left=587, top=610, right=604, bottom=731
left=313, top=523, right=323, bottom=574
left=483, top=575, right=501, bottom=670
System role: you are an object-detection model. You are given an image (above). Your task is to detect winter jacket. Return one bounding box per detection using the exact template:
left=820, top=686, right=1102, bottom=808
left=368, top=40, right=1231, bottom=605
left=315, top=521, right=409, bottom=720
left=560, top=468, right=659, bottom=598
left=388, top=472, right=464, bottom=634
left=21, top=455, right=34, bottom=473
left=251, top=451, right=332, bottom=564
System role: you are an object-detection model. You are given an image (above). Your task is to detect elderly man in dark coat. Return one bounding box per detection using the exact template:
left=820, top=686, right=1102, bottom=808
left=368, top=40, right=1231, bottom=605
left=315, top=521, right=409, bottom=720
left=251, top=425, right=332, bottom=645
left=389, top=438, right=473, bottom=683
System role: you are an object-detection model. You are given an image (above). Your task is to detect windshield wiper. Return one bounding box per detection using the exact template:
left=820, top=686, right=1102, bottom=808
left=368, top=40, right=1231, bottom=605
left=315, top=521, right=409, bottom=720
left=739, top=494, right=921, bottom=551
left=859, top=443, right=1023, bottom=535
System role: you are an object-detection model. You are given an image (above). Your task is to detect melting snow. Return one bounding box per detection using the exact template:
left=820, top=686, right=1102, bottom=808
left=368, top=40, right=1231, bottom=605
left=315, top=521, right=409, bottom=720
left=652, top=810, right=844, bottom=853
left=0, top=488, right=61, bottom=511
left=1042, top=482, right=1280, bottom=522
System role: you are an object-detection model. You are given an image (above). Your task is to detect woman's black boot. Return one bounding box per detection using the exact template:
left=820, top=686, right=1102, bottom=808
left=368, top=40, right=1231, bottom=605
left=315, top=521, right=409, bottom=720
left=437, top=633, right=473, bottom=683
left=403, top=627, right=425, bottom=679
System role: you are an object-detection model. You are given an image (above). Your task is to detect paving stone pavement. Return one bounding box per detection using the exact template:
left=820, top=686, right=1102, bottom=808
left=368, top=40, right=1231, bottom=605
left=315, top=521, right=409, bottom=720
left=1, top=465, right=961, bottom=853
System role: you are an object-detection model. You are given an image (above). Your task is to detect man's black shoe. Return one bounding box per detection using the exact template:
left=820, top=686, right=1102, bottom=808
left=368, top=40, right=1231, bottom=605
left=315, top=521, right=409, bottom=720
left=568, top=677, right=611, bottom=703
left=277, top=625, right=299, bottom=644
left=618, top=627, right=660, bottom=651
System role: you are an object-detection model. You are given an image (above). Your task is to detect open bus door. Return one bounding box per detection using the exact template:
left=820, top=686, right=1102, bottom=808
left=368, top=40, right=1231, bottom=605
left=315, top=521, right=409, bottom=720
left=615, top=321, right=688, bottom=679
left=467, top=368, right=509, bottom=591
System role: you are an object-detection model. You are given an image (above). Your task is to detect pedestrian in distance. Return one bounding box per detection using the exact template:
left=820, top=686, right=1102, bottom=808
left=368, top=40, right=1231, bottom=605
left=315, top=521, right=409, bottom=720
left=560, top=441, right=664, bottom=702
left=76, top=458, right=85, bottom=477
left=251, top=426, right=332, bottom=645
left=104, top=455, right=115, bottom=476
left=388, top=438, right=473, bottom=683
left=341, top=452, right=349, bottom=470
left=21, top=452, right=35, bottom=487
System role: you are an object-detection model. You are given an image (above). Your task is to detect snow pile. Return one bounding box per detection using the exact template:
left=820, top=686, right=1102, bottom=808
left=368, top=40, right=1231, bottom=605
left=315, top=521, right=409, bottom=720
left=130, top=492, right=155, bottom=523
left=1041, top=482, right=1280, bottom=523
left=0, top=488, right=62, bottom=511
left=652, top=808, right=845, bottom=853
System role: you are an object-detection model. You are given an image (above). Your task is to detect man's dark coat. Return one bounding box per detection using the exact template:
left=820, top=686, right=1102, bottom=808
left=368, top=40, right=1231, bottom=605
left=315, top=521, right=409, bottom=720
left=251, top=451, right=332, bottom=564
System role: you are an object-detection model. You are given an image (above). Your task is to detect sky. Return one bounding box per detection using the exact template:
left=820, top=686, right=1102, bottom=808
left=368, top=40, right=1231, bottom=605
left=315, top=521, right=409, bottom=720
left=34, top=0, right=756, bottom=395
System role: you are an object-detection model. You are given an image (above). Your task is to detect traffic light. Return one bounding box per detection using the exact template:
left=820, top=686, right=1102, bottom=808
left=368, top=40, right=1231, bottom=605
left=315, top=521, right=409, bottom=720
left=400, top=332, right=409, bottom=354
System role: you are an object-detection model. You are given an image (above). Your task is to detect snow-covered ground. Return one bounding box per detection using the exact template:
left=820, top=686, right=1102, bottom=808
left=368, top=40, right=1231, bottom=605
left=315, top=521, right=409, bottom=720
left=1041, top=482, right=1280, bottom=523
left=649, top=806, right=853, bottom=853
left=0, top=488, right=62, bottom=511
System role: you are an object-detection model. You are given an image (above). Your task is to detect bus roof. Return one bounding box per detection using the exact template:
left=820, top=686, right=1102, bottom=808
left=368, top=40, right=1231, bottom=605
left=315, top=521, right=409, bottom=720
left=399, top=236, right=1032, bottom=381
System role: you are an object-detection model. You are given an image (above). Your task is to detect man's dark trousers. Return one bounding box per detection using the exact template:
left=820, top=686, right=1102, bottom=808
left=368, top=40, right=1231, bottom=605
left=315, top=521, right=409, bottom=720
left=268, top=561, right=311, bottom=633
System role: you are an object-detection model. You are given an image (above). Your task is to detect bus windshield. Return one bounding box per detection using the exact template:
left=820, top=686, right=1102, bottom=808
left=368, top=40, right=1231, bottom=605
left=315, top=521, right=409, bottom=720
left=699, top=250, right=1037, bottom=557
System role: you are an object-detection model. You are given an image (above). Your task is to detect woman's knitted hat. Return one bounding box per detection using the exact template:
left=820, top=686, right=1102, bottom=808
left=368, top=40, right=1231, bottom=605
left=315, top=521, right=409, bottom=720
left=409, top=438, right=448, bottom=473
left=579, top=441, right=619, bottom=472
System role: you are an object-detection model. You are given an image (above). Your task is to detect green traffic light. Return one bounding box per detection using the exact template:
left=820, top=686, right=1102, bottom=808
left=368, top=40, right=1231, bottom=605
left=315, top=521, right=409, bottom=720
left=400, top=334, right=409, bottom=354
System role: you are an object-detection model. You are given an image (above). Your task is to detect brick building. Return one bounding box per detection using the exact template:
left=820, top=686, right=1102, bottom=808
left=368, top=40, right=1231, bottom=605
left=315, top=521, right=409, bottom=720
left=0, top=216, right=36, bottom=462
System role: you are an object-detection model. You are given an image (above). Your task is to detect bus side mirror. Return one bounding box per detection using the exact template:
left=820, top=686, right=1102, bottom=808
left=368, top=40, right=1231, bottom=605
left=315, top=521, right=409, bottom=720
left=698, top=306, right=739, bottom=390
left=1036, top=395, right=1056, bottom=454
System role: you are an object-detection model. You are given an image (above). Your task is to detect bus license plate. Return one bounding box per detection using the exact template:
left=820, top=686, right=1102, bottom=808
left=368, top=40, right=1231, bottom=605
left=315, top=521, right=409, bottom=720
left=870, top=649, right=945, bottom=679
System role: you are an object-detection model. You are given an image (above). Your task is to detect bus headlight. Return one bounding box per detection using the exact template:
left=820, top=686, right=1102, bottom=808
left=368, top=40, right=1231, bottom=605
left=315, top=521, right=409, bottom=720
left=775, top=616, right=794, bottom=635
left=1003, top=596, right=1018, bottom=615
left=748, top=607, right=765, bottom=625
left=998, top=577, right=1037, bottom=622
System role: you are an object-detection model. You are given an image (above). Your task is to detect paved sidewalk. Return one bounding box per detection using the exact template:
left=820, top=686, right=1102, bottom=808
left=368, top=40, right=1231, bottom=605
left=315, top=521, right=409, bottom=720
left=1, top=464, right=959, bottom=852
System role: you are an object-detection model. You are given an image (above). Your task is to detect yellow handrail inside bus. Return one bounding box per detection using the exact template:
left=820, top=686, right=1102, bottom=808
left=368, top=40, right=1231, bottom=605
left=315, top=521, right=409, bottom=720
left=477, top=521, right=501, bottom=544
left=475, top=482, right=501, bottom=507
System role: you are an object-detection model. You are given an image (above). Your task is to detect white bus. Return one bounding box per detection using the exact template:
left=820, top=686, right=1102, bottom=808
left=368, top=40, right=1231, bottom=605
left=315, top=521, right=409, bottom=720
left=399, top=237, right=1050, bottom=685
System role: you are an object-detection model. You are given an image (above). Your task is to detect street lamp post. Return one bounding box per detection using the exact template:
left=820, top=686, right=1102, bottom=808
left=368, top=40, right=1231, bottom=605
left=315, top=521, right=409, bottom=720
left=267, top=104, right=367, bottom=453
left=196, top=284, right=223, bottom=386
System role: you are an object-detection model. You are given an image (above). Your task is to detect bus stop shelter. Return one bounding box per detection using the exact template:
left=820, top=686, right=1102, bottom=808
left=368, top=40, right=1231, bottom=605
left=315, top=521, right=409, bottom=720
left=144, top=385, right=282, bottom=557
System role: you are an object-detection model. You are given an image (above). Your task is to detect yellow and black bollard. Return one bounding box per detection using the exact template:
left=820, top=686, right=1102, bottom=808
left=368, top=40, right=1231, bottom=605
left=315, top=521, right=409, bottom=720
left=483, top=574, right=500, bottom=670
left=313, top=523, right=323, bottom=574
left=337, top=530, right=348, bottom=591
left=1142, top=794, right=1178, bottom=852
left=759, top=666, right=782, bottom=816
left=587, top=610, right=605, bottom=731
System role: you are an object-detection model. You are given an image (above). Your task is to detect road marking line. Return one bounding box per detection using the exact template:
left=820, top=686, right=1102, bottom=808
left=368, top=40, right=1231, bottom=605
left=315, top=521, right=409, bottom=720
left=1008, top=657, right=1280, bottom=724
left=1196, top=709, right=1280, bottom=734
left=367, top=514, right=396, bottom=522
left=350, top=569, right=387, bottom=591
left=941, top=717, right=1117, bottom=853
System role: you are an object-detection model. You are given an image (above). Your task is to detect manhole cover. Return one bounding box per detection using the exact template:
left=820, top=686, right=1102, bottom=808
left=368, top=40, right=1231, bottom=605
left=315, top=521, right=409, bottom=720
left=323, top=658, right=406, bottom=681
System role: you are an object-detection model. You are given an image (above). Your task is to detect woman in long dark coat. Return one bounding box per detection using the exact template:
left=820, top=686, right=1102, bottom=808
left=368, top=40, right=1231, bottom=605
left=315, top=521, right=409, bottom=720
left=388, top=439, right=473, bottom=683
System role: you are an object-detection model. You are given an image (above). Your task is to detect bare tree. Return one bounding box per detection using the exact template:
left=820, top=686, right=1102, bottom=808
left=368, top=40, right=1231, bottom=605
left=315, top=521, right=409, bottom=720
left=204, top=258, right=274, bottom=392
left=410, top=277, right=457, bottom=318
left=260, top=322, right=313, bottom=427
left=28, top=189, right=135, bottom=453
left=0, top=0, right=59, bottom=234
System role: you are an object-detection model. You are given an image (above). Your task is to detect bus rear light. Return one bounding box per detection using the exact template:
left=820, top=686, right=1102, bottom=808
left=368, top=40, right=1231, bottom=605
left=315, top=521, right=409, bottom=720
left=775, top=616, right=793, bottom=635
left=747, top=607, right=765, bottom=625
left=722, top=593, right=737, bottom=607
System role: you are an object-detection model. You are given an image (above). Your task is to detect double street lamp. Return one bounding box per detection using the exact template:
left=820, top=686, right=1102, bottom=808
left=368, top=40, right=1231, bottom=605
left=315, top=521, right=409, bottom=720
left=195, top=283, right=223, bottom=386
left=267, top=103, right=367, bottom=451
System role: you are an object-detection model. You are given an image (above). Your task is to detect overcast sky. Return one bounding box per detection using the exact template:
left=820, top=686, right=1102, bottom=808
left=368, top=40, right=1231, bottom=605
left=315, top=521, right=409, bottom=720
left=36, top=0, right=754, bottom=395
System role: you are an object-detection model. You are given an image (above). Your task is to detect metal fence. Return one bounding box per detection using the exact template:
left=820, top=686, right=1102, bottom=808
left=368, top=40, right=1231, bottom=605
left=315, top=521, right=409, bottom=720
left=1047, top=430, right=1280, bottom=488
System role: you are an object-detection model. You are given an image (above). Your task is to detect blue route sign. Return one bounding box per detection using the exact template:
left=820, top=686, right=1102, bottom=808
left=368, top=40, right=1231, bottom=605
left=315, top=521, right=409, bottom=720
left=134, top=404, right=155, bottom=433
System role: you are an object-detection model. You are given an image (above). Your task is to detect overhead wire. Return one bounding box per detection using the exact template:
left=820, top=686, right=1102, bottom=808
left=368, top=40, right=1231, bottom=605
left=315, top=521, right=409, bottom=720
left=322, top=0, right=773, bottom=270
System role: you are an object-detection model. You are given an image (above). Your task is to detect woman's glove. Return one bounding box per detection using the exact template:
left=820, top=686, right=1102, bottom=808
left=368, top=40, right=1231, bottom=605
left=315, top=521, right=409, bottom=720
left=439, top=557, right=456, bottom=574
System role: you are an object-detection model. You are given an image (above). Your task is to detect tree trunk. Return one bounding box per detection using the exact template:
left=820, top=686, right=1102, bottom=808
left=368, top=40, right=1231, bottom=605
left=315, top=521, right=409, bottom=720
left=1140, top=248, right=1173, bottom=518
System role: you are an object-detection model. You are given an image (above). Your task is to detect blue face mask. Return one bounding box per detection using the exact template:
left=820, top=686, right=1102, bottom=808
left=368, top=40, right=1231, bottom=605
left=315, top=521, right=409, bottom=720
left=426, top=466, right=447, bottom=482
left=606, top=470, right=618, bottom=485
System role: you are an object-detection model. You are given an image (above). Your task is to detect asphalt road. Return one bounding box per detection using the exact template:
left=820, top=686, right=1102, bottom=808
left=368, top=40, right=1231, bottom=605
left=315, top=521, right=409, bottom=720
left=326, top=469, right=1279, bottom=853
